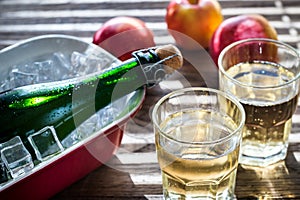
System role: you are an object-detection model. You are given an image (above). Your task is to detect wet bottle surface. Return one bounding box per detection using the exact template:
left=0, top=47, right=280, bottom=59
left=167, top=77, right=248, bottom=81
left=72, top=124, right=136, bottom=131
left=0, top=46, right=181, bottom=154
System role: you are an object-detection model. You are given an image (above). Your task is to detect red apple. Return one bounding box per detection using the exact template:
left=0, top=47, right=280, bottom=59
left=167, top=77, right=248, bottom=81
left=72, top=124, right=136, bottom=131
left=209, top=14, right=278, bottom=65
left=93, top=16, right=155, bottom=61
left=166, top=0, right=223, bottom=50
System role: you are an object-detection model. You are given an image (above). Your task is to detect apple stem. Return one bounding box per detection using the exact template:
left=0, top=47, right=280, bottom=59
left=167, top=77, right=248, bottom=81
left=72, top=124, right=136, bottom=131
left=188, top=0, right=199, bottom=4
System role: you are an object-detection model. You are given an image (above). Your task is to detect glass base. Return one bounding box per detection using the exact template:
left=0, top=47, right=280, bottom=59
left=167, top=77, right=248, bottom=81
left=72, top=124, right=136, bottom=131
left=163, top=191, right=236, bottom=200
left=239, top=147, right=287, bottom=167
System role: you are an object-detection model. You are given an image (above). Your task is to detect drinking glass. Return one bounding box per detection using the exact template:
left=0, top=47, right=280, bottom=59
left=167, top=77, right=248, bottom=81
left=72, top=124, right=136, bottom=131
left=152, top=87, right=245, bottom=199
left=218, top=38, right=300, bottom=167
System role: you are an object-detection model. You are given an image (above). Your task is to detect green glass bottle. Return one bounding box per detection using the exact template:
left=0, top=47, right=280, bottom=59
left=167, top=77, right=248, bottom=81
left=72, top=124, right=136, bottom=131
left=0, top=45, right=182, bottom=152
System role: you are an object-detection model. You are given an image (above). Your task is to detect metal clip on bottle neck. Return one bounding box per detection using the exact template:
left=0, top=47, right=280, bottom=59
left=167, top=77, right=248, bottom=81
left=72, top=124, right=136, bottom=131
left=132, top=47, right=178, bottom=87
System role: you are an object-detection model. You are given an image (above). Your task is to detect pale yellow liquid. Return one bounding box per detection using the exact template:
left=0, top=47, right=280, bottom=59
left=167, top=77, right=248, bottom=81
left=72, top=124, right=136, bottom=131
left=224, top=61, right=299, bottom=166
left=156, top=110, right=240, bottom=199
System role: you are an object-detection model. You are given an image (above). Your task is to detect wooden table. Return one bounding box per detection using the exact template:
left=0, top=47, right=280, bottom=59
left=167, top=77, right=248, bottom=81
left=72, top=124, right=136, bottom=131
left=1, top=0, right=300, bottom=199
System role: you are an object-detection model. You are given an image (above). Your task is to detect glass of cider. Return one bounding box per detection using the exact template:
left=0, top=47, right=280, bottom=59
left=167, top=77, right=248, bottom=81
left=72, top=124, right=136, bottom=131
left=152, top=87, right=245, bottom=200
left=218, top=38, right=300, bottom=167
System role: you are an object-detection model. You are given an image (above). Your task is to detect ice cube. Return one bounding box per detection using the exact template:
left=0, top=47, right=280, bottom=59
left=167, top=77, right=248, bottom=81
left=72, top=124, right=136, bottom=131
left=33, top=60, right=54, bottom=82
left=0, top=136, right=34, bottom=178
left=61, top=103, right=119, bottom=149
left=77, top=114, right=99, bottom=138
left=0, top=161, right=9, bottom=184
left=0, top=79, right=11, bottom=92
left=71, top=51, right=110, bottom=76
left=9, top=68, right=38, bottom=88
left=84, top=47, right=115, bottom=68
left=61, top=114, right=100, bottom=148
left=28, top=126, right=64, bottom=161
left=98, top=106, right=119, bottom=128
left=51, top=52, right=72, bottom=80
left=61, top=130, right=80, bottom=148
left=71, top=51, right=85, bottom=68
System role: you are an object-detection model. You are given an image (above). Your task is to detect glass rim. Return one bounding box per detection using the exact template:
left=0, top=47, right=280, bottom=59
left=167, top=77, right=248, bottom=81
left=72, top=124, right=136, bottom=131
left=218, top=38, right=300, bottom=89
left=151, top=87, right=245, bottom=145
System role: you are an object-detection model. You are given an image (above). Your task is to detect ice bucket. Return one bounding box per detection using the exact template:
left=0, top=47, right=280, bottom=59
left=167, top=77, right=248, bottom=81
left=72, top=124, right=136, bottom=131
left=0, top=35, right=145, bottom=199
